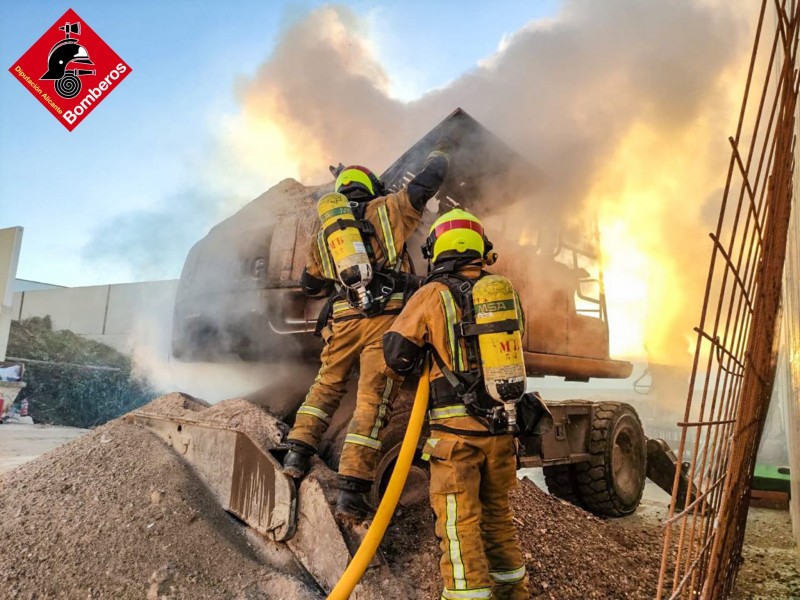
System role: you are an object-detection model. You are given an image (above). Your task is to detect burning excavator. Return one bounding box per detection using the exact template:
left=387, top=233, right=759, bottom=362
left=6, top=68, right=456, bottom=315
left=127, top=109, right=690, bottom=597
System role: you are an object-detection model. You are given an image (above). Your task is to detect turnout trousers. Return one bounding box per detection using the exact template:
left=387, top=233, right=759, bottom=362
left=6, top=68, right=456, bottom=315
left=423, top=423, right=529, bottom=600
left=287, top=313, right=402, bottom=482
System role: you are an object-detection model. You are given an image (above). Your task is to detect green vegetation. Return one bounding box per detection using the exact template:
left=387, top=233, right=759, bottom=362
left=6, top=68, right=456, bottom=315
left=7, top=316, right=156, bottom=428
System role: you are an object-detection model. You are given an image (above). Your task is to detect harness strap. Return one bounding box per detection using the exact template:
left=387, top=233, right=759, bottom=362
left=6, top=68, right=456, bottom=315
left=429, top=423, right=497, bottom=437
left=430, top=347, right=469, bottom=396
left=457, top=319, right=520, bottom=337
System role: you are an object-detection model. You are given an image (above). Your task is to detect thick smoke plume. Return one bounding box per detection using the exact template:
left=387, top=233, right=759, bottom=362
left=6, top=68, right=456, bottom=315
left=221, top=0, right=754, bottom=371
left=111, top=0, right=759, bottom=406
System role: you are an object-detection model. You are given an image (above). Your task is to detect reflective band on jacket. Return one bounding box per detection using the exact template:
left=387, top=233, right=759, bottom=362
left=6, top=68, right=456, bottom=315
left=370, top=378, right=394, bottom=438
left=344, top=433, right=382, bottom=450
left=490, top=565, right=527, bottom=584
left=317, top=231, right=335, bottom=279
left=440, top=290, right=465, bottom=371
left=445, top=494, right=467, bottom=590
left=429, top=405, right=470, bottom=420
left=441, top=587, right=492, bottom=599
left=332, top=300, right=353, bottom=314
left=332, top=292, right=405, bottom=315
left=377, top=205, right=397, bottom=267
left=296, top=405, right=331, bottom=423
left=421, top=437, right=439, bottom=461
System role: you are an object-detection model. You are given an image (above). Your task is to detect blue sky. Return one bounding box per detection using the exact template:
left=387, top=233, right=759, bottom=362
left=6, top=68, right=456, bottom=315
left=0, top=0, right=558, bottom=287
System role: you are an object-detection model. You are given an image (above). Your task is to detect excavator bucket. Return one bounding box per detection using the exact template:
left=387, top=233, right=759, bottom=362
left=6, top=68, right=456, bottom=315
left=125, top=396, right=410, bottom=599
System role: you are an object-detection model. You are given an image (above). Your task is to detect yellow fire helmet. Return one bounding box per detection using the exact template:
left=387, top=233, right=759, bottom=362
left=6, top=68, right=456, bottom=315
left=334, top=165, right=383, bottom=201
left=424, top=208, right=487, bottom=263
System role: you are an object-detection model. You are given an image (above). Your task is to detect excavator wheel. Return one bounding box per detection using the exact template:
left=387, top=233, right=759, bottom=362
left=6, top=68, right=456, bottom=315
left=572, top=401, right=647, bottom=517
left=542, top=464, right=582, bottom=507
left=370, top=409, right=430, bottom=508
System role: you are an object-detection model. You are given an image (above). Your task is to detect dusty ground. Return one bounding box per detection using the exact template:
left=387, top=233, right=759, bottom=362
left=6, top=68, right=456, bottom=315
left=730, top=508, right=800, bottom=599
left=0, top=423, right=88, bottom=473
left=1, top=397, right=797, bottom=599
left=384, top=478, right=665, bottom=600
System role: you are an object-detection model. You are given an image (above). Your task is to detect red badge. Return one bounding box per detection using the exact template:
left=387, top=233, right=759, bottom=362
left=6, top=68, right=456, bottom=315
left=8, top=9, right=132, bottom=131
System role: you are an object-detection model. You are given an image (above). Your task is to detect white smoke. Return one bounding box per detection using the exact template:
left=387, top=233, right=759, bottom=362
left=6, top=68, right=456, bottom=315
left=125, top=0, right=759, bottom=402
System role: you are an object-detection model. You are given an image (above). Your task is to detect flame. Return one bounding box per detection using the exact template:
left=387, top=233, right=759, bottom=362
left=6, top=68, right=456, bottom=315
left=588, top=107, right=739, bottom=366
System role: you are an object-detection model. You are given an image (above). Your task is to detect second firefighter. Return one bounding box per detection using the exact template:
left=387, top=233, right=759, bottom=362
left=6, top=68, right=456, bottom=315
left=384, top=208, right=530, bottom=600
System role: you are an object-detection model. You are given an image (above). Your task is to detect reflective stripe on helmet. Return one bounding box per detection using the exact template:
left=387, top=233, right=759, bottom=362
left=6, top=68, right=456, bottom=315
left=433, top=219, right=484, bottom=239
left=428, top=209, right=486, bottom=263
left=335, top=166, right=376, bottom=196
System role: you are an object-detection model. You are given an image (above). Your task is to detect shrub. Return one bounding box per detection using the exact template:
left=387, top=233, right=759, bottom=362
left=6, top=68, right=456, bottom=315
left=7, top=317, right=156, bottom=428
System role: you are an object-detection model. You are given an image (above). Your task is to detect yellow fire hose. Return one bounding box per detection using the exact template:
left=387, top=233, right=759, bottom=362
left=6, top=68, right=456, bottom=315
left=327, top=363, right=430, bottom=600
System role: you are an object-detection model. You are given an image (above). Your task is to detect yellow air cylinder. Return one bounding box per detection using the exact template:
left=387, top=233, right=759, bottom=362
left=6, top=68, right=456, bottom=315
left=473, top=275, right=526, bottom=408
left=317, top=192, right=373, bottom=309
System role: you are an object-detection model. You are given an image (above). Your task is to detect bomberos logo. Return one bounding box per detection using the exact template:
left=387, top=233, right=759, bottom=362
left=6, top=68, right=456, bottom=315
left=8, top=8, right=132, bottom=131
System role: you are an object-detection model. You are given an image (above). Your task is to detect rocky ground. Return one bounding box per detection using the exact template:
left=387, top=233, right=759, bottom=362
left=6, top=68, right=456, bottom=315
left=385, top=479, right=665, bottom=599
left=0, top=419, right=318, bottom=600
left=0, top=396, right=797, bottom=599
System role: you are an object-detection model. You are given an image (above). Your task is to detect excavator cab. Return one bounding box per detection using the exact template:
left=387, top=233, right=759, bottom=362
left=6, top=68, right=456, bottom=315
left=171, top=108, right=629, bottom=383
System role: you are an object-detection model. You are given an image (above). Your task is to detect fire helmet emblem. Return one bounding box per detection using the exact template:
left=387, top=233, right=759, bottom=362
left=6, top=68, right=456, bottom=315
left=40, top=21, right=95, bottom=99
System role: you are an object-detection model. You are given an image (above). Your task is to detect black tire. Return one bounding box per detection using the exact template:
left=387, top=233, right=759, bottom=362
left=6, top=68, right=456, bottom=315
left=543, top=464, right=583, bottom=507
left=573, top=402, right=647, bottom=517
left=370, top=407, right=430, bottom=508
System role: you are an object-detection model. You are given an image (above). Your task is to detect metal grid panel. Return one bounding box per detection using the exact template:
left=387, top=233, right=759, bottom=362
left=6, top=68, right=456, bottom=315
left=656, top=1, right=800, bottom=598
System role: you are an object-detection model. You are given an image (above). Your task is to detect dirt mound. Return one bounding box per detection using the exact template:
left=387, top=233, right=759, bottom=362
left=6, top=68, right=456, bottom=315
left=0, top=417, right=319, bottom=600
left=384, top=478, right=663, bottom=600
left=1, top=394, right=663, bottom=599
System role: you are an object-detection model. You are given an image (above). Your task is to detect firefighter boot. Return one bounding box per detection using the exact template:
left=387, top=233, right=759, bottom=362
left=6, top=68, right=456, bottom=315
left=283, top=442, right=314, bottom=479
left=336, top=477, right=374, bottom=519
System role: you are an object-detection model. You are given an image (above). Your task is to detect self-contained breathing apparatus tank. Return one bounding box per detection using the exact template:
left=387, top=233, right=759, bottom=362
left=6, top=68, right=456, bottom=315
left=471, top=274, right=526, bottom=431
left=317, top=192, right=374, bottom=310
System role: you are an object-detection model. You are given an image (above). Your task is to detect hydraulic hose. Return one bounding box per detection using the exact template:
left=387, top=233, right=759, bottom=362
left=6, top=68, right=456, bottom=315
left=327, top=363, right=430, bottom=600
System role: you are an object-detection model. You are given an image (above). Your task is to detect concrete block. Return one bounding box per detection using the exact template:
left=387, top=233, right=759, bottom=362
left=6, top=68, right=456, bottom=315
left=104, top=280, right=178, bottom=336
left=20, top=286, right=109, bottom=335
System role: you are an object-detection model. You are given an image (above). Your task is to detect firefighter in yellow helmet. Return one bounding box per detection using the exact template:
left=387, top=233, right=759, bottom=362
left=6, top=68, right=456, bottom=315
left=283, top=148, right=450, bottom=518
left=383, top=208, right=529, bottom=599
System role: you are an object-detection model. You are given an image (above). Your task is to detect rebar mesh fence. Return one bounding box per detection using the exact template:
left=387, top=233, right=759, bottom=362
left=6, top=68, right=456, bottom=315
left=774, top=43, right=800, bottom=545
left=656, top=1, right=800, bottom=598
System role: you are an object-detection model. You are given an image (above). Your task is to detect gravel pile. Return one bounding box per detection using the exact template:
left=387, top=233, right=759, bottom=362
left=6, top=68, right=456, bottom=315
left=0, top=412, right=317, bottom=599
left=384, top=477, right=663, bottom=600
left=1, top=395, right=663, bottom=599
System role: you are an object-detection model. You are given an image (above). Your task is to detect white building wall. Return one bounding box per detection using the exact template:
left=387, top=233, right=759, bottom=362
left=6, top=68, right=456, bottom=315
left=14, top=279, right=65, bottom=292
left=0, top=228, right=23, bottom=361
left=12, top=280, right=178, bottom=354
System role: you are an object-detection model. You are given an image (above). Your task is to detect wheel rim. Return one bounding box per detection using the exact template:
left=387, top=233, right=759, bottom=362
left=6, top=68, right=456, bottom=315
left=610, top=415, right=645, bottom=505
left=372, top=443, right=429, bottom=507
